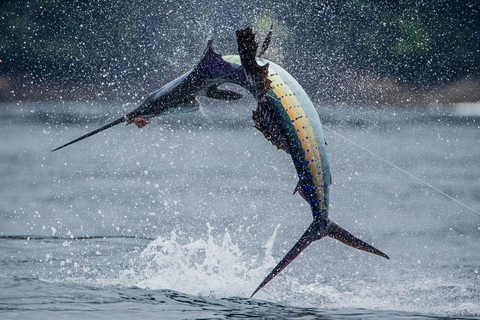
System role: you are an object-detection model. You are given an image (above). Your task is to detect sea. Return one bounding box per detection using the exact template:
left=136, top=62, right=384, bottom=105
left=1, top=100, right=479, bottom=319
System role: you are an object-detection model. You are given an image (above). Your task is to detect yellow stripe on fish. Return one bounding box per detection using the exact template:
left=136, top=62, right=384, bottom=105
left=222, top=54, right=327, bottom=212
left=268, top=72, right=326, bottom=207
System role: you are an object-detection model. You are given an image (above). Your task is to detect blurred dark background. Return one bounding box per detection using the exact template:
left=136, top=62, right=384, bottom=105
left=1, top=0, right=479, bottom=105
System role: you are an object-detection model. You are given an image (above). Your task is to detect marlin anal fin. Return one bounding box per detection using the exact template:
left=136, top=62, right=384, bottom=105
left=293, top=181, right=308, bottom=201
left=250, top=220, right=389, bottom=298
left=206, top=85, right=243, bottom=101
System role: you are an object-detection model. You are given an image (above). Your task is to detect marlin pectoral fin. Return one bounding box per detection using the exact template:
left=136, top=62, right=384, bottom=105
left=52, top=116, right=126, bottom=152
left=250, top=219, right=388, bottom=298
left=205, top=85, right=243, bottom=101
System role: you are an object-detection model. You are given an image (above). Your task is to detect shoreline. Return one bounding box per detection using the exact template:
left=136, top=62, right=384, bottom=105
left=1, top=74, right=479, bottom=108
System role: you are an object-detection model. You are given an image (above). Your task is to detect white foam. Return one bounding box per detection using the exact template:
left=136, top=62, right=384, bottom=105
left=118, top=223, right=280, bottom=297
left=59, top=225, right=479, bottom=317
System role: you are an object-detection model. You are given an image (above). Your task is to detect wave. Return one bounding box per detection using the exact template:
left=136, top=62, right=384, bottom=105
left=2, top=277, right=470, bottom=319
left=2, top=226, right=479, bottom=317
left=34, top=226, right=476, bottom=317
left=113, top=223, right=280, bottom=298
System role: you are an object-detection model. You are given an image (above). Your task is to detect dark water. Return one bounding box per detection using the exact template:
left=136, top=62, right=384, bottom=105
left=1, top=101, right=479, bottom=319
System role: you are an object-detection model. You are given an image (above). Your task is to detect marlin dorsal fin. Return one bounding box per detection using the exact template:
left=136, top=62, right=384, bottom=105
left=236, top=27, right=272, bottom=101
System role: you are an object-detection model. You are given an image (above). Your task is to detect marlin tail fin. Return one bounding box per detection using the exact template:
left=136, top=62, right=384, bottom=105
left=51, top=116, right=126, bottom=152
left=250, top=220, right=388, bottom=298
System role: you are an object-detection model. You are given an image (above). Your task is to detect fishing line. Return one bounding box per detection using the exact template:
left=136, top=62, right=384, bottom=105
left=323, top=123, right=480, bottom=216
left=263, top=92, right=480, bottom=216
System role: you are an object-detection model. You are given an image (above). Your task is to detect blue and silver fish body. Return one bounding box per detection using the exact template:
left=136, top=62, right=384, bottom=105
left=52, top=40, right=250, bottom=152
left=222, top=55, right=332, bottom=222
left=233, top=27, right=389, bottom=298
left=260, top=58, right=332, bottom=223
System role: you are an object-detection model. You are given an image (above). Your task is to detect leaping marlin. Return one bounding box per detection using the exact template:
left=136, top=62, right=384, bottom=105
left=52, top=26, right=388, bottom=299
left=232, top=28, right=389, bottom=297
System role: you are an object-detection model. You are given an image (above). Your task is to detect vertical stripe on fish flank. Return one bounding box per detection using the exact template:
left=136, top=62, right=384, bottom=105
left=267, top=71, right=327, bottom=217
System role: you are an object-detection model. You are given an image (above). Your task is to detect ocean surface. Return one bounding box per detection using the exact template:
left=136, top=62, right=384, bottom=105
left=1, top=100, right=479, bottom=319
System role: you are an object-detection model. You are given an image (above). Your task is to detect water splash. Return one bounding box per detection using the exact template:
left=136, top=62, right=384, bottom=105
left=118, top=223, right=281, bottom=298
left=27, top=227, right=479, bottom=317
